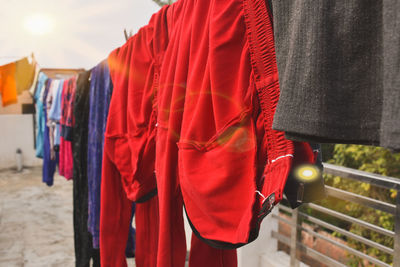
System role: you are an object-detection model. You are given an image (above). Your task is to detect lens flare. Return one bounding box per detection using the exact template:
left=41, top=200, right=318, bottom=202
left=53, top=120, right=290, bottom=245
left=23, top=14, right=54, bottom=35
left=295, top=165, right=320, bottom=182
left=302, top=170, right=314, bottom=177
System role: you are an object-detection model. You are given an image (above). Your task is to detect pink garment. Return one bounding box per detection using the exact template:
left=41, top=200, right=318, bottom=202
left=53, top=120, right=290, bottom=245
left=59, top=77, right=77, bottom=180
left=59, top=136, right=74, bottom=180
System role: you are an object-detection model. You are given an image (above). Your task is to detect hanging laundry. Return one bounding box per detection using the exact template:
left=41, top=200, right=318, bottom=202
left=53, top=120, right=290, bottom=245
left=28, top=60, right=40, bottom=96
left=0, top=62, right=18, bottom=106
left=46, top=79, right=62, bottom=161
left=34, top=72, right=49, bottom=158
left=14, top=57, right=36, bottom=94
left=381, top=0, right=400, bottom=151
left=72, top=70, right=101, bottom=267
left=87, top=60, right=113, bottom=249
left=49, top=79, right=64, bottom=150
left=101, top=0, right=316, bottom=266
left=58, top=80, right=68, bottom=178
left=42, top=79, right=59, bottom=186
left=101, top=7, right=169, bottom=266
left=271, top=0, right=400, bottom=150
left=125, top=204, right=136, bottom=259
left=59, top=77, right=76, bottom=180
left=61, top=77, right=76, bottom=141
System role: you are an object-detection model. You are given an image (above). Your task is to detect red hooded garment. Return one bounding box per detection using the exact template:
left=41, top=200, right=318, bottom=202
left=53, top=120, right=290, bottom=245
left=101, top=0, right=314, bottom=266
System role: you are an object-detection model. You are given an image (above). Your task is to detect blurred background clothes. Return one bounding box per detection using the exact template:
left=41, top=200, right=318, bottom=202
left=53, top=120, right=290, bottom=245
left=14, top=57, right=36, bottom=94
left=0, top=62, right=18, bottom=106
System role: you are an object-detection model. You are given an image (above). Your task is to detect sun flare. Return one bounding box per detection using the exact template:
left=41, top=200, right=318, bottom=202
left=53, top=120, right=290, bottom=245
left=23, top=14, right=54, bottom=35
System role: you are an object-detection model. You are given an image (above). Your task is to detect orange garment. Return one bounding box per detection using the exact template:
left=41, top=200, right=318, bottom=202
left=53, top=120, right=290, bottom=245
left=15, top=57, right=36, bottom=94
left=0, top=62, right=18, bottom=106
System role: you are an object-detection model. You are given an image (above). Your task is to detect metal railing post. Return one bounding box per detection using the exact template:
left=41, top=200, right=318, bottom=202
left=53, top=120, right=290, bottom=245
left=394, top=191, right=400, bottom=267
left=290, top=208, right=301, bottom=267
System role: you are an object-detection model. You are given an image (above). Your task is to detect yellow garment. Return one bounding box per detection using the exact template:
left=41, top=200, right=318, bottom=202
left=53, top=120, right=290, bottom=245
left=0, top=62, right=18, bottom=106
left=28, top=63, right=40, bottom=95
left=15, top=57, right=35, bottom=94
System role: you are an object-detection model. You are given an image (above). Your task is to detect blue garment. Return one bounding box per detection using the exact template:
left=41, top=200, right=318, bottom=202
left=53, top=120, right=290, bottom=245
left=87, top=61, right=113, bottom=249
left=34, top=72, right=48, bottom=158
left=42, top=79, right=59, bottom=187
left=126, top=203, right=136, bottom=258
left=49, top=79, right=64, bottom=146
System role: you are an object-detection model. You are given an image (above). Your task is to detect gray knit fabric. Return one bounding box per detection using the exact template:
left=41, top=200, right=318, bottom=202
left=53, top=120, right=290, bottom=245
left=271, top=0, right=399, bottom=149
left=381, top=0, right=400, bottom=151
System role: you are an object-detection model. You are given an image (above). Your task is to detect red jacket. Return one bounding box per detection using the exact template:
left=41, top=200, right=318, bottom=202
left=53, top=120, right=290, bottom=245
left=101, top=0, right=314, bottom=266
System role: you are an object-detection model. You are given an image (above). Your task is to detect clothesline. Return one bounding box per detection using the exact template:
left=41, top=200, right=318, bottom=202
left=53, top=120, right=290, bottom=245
left=0, top=56, right=28, bottom=58
left=0, top=53, right=35, bottom=60
left=0, top=53, right=93, bottom=108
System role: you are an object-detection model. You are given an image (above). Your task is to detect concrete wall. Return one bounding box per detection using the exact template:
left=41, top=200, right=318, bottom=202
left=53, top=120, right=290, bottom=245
left=0, top=114, right=42, bottom=169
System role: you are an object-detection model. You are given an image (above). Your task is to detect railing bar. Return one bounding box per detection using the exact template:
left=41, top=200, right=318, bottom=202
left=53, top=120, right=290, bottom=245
left=298, top=212, right=394, bottom=255
left=272, top=213, right=292, bottom=225
left=304, top=246, right=348, bottom=267
left=393, top=192, right=400, bottom=267
left=290, top=208, right=301, bottom=267
left=298, top=224, right=391, bottom=267
left=306, top=203, right=395, bottom=237
left=272, top=231, right=347, bottom=267
left=273, top=213, right=394, bottom=256
left=278, top=204, right=293, bottom=214
left=272, top=212, right=394, bottom=255
left=275, top=204, right=394, bottom=238
left=325, top=186, right=396, bottom=214
left=271, top=229, right=290, bottom=245
left=323, top=163, right=400, bottom=190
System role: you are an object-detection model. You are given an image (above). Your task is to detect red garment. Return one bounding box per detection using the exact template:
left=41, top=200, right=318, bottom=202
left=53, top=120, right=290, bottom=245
left=59, top=80, right=68, bottom=178
left=59, top=78, right=76, bottom=180
left=59, top=137, right=73, bottom=179
left=101, top=6, right=171, bottom=267
left=101, top=0, right=313, bottom=266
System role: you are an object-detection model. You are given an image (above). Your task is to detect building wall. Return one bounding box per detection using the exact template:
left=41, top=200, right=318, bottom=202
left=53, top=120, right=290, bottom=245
left=0, top=90, right=34, bottom=115
left=0, top=114, right=42, bottom=169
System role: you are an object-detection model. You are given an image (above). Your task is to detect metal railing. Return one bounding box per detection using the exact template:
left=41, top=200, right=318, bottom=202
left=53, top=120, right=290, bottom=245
left=271, top=163, right=400, bottom=267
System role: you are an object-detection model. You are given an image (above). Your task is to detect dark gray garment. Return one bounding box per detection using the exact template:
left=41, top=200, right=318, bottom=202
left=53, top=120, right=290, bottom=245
left=271, top=0, right=399, bottom=149
left=381, top=0, right=400, bottom=151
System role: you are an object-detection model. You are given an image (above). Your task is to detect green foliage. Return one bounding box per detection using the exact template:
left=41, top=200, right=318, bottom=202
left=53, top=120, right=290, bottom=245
left=331, top=144, right=400, bottom=178
left=318, top=144, right=400, bottom=266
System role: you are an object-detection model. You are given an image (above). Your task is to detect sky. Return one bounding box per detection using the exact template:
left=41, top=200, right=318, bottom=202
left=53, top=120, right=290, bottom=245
left=0, top=0, right=161, bottom=69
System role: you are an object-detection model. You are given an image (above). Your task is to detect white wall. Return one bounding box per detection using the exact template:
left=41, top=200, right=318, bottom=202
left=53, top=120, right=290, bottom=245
left=0, top=114, right=42, bottom=169
left=182, top=207, right=279, bottom=267
left=237, top=208, right=279, bottom=267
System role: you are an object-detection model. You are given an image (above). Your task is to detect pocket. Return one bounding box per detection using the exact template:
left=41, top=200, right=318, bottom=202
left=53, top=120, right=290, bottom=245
left=178, top=114, right=259, bottom=244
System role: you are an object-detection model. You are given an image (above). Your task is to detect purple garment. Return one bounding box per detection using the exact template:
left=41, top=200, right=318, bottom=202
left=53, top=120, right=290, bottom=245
left=42, top=79, right=59, bottom=187
left=87, top=61, right=113, bottom=249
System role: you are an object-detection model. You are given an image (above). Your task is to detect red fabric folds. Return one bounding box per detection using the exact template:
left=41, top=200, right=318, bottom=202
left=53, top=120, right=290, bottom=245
left=100, top=6, right=170, bottom=267
left=101, top=0, right=313, bottom=266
